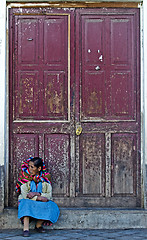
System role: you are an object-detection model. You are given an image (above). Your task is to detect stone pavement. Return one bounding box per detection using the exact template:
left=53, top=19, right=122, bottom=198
left=1, top=229, right=147, bottom=240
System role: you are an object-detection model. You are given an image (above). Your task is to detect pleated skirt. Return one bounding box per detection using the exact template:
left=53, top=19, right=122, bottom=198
left=18, top=199, right=60, bottom=223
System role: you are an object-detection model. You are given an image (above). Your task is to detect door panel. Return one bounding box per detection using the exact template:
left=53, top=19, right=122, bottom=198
left=81, top=16, right=106, bottom=120
left=13, top=134, right=39, bottom=163
left=79, top=133, right=105, bottom=196
left=44, top=134, right=70, bottom=197
left=17, top=19, right=39, bottom=64
left=110, top=18, right=132, bottom=66
left=9, top=134, right=39, bottom=204
left=82, top=71, right=105, bottom=118
left=110, top=71, right=133, bottom=118
left=84, top=19, right=105, bottom=65
left=112, top=133, right=136, bottom=196
left=15, top=71, right=40, bottom=118
left=43, top=71, right=67, bottom=119
left=44, top=18, right=67, bottom=65
left=109, top=16, right=135, bottom=120
left=9, top=8, right=140, bottom=208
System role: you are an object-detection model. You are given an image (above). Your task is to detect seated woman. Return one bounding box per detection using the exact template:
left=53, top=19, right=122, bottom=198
left=16, top=157, right=60, bottom=237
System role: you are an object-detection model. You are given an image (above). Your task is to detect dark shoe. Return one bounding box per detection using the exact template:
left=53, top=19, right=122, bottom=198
left=35, top=226, right=46, bottom=233
left=23, top=230, right=30, bottom=237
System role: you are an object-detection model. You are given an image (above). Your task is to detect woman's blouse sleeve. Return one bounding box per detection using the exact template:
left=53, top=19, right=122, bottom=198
left=20, top=182, right=37, bottom=201
left=20, top=182, right=29, bottom=199
left=41, top=182, right=52, bottom=200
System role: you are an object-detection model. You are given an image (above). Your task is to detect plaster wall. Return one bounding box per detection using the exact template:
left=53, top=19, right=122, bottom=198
left=0, top=0, right=6, bottom=211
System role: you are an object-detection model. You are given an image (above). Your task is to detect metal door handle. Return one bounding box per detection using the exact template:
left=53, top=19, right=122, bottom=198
left=76, top=127, right=82, bottom=136
left=95, top=66, right=100, bottom=71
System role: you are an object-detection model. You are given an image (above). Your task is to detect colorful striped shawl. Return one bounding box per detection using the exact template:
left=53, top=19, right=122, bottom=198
left=16, top=157, right=51, bottom=193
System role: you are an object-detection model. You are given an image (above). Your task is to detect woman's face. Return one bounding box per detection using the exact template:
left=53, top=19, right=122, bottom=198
left=28, top=161, right=41, bottom=176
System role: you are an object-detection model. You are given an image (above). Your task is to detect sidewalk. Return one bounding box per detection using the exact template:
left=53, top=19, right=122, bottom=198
left=0, top=229, right=147, bottom=240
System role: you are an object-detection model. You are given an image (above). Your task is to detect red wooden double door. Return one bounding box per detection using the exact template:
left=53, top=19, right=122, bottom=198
left=9, top=8, right=140, bottom=207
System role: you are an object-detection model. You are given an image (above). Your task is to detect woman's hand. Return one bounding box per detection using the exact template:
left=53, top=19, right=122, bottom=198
left=27, top=192, right=40, bottom=199
left=36, top=196, right=49, bottom=202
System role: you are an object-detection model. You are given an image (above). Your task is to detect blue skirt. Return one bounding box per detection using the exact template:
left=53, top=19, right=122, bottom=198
left=18, top=199, right=60, bottom=223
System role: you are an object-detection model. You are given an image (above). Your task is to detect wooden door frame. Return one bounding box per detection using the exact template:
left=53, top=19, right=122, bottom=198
left=6, top=2, right=142, bottom=8
left=5, top=2, right=145, bottom=208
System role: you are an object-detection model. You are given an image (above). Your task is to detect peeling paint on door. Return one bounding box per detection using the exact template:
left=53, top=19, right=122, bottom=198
left=9, top=7, right=140, bottom=208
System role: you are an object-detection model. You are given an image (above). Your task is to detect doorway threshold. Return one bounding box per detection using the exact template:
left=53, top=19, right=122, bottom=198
left=0, top=207, right=147, bottom=229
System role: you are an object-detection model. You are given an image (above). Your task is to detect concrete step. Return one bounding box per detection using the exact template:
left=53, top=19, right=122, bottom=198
left=0, top=208, right=147, bottom=229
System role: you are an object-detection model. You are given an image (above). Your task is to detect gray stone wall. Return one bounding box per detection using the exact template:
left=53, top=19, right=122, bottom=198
left=0, top=165, right=4, bottom=212
left=145, top=164, right=147, bottom=208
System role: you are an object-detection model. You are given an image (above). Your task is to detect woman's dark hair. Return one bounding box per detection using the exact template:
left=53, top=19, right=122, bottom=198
left=29, top=157, right=43, bottom=171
